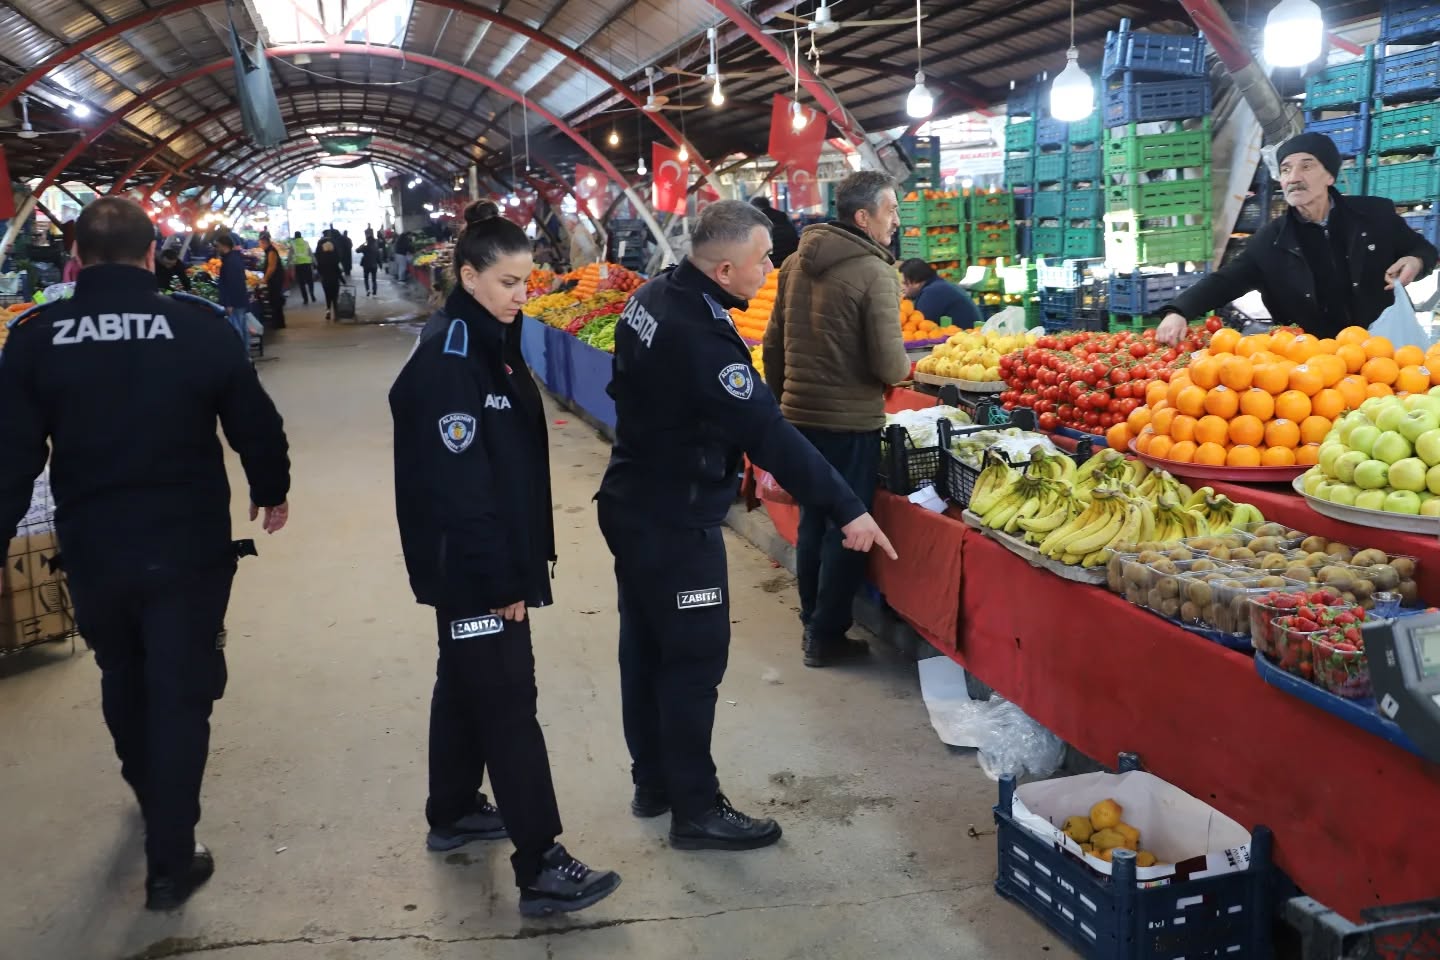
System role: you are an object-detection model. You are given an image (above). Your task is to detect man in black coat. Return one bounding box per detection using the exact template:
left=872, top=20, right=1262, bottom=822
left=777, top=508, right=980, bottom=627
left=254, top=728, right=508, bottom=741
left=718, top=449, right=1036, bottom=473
left=1158, top=132, right=1437, bottom=344
left=751, top=195, right=800, bottom=268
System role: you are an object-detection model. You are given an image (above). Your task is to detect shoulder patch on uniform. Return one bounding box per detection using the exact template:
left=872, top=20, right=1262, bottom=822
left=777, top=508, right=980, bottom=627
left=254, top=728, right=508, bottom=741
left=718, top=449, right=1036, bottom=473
left=702, top=293, right=731, bottom=322
left=443, top=317, right=469, bottom=357
left=718, top=362, right=754, bottom=400
left=439, top=412, right=477, bottom=453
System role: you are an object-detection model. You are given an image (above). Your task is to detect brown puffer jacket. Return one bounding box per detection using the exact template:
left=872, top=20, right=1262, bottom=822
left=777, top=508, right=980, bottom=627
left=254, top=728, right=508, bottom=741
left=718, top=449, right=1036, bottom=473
left=762, top=223, right=911, bottom=432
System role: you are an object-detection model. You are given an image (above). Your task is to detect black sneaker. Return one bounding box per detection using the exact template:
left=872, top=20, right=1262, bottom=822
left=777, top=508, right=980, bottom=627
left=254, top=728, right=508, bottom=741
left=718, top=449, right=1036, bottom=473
left=670, top=793, right=782, bottom=851
left=427, top=793, right=509, bottom=851
left=803, top=632, right=871, bottom=668
left=145, top=843, right=215, bottom=911
left=631, top=784, right=671, bottom=819
left=518, top=844, right=621, bottom=917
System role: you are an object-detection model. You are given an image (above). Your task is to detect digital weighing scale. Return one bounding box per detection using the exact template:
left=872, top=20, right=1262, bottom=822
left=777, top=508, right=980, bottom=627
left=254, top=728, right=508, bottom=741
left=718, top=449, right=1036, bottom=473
left=1365, top=613, right=1440, bottom=763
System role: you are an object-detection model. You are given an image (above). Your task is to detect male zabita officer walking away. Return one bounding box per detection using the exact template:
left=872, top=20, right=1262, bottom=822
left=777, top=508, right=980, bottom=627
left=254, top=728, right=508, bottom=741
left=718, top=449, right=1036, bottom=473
left=0, top=197, right=292, bottom=911
left=597, top=200, right=897, bottom=852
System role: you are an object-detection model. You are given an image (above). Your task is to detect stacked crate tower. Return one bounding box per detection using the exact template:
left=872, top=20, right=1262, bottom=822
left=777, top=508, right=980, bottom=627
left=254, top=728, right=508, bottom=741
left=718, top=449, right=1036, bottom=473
left=897, top=135, right=966, bottom=285
left=1100, top=19, right=1213, bottom=333
left=1003, top=82, right=1106, bottom=263
left=1364, top=0, right=1440, bottom=249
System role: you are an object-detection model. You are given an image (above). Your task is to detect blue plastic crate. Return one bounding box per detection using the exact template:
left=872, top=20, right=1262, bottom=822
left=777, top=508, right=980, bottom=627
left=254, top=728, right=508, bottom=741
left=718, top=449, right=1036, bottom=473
left=1102, top=18, right=1208, bottom=80
left=1377, top=45, right=1440, bottom=103
left=1035, top=151, right=1068, bottom=184
left=1382, top=0, right=1440, bottom=44
left=1304, top=53, right=1374, bottom=109
left=1404, top=209, right=1440, bottom=246
left=1033, top=188, right=1066, bottom=220
left=996, top=771, right=1273, bottom=960
left=1013, top=192, right=1035, bottom=221
left=1108, top=271, right=1206, bottom=314
left=1105, top=76, right=1212, bottom=127
left=1037, top=116, right=1069, bottom=149
left=1069, top=146, right=1104, bottom=183
left=1008, top=82, right=1042, bottom=118
left=1005, top=153, right=1035, bottom=187
left=1305, top=109, right=1369, bottom=157
left=1066, top=188, right=1105, bottom=219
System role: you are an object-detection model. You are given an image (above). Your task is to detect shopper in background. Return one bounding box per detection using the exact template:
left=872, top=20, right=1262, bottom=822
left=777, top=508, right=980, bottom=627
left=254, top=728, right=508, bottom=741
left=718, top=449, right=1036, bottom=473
left=214, top=233, right=250, bottom=349
left=899, top=259, right=983, bottom=329
left=359, top=229, right=380, bottom=296
left=339, top=230, right=354, bottom=279
left=568, top=217, right=599, bottom=270
left=258, top=235, right=285, bottom=329
left=315, top=237, right=342, bottom=321
left=1157, top=131, right=1437, bottom=344
left=0, top=197, right=291, bottom=911
left=390, top=199, right=621, bottom=917
left=395, top=232, right=414, bottom=284
left=598, top=200, right=896, bottom=852
left=750, top=195, right=800, bottom=267
left=763, top=170, right=912, bottom=668
left=289, top=231, right=315, bottom=306
left=155, top=246, right=192, bottom=294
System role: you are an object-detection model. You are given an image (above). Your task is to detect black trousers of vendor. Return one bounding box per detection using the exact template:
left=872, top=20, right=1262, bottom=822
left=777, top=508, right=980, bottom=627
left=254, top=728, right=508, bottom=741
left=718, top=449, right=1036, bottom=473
left=598, top=500, right=731, bottom=820
left=266, top=277, right=286, bottom=329
left=428, top=609, right=562, bottom=885
left=67, top=561, right=234, bottom=879
left=294, top=263, right=315, bottom=304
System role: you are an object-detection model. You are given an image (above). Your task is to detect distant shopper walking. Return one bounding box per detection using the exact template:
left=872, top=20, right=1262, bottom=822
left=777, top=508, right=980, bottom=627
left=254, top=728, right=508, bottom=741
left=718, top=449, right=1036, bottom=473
left=360, top=230, right=380, bottom=296
left=315, top=238, right=342, bottom=320
left=289, top=232, right=315, bottom=305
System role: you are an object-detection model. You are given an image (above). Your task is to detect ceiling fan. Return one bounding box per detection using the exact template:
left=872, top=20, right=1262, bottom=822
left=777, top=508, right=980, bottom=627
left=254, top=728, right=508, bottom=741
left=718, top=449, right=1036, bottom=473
left=2, top=95, right=84, bottom=139
left=766, top=0, right=923, bottom=35
left=638, top=66, right=704, bottom=113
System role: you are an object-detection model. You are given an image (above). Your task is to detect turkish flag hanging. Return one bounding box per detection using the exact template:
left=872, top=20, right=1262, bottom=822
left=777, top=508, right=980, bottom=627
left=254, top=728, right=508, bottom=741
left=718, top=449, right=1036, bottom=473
left=573, top=165, right=607, bottom=217
left=0, top=146, right=15, bottom=221
left=767, top=95, right=826, bottom=173
left=503, top=190, right=537, bottom=226
left=695, top=181, right=722, bottom=215
left=787, top=166, right=824, bottom=211
left=652, top=143, right=689, bottom=216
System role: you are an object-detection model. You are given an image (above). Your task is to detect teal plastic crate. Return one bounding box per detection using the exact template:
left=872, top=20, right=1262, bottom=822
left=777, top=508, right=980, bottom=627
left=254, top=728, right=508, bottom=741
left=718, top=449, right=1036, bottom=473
left=1033, top=188, right=1066, bottom=219
left=1035, top=152, right=1068, bottom=184
left=1337, top=160, right=1366, bottom=195
left=1371, top=101, right=1440, bottom=155
left=1068, top=113, right=1103, bottom=145
left=1064, top=226, right=1104, bottom=258
left=1068, top=146, right=1104, bottom=182
left=1104, top=120, right=1212, bottom=173
left=1065, top=187, right=1105, bottom=219
left=968, top=191, right=1015, bottom=221
left=1304, top=52, right=1374, bottom=109
left=1032, top=224, right=1065, bottom=257
left=1105, top=178, right=1212, bottom=217
left=1369, top=156, right=1440, bottom=204
left=1006, top=118, right=1037, bottom=153
left=1005, top=154, right=1035, bottom=187
left=972, top=225, right=1017, bottom=258
left=1105, top=215, right=1214, bottom=266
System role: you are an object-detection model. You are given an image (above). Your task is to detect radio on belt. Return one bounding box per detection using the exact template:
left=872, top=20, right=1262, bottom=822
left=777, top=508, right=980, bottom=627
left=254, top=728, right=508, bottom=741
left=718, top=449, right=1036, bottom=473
left=1365, top=613, right=1440, bottom=763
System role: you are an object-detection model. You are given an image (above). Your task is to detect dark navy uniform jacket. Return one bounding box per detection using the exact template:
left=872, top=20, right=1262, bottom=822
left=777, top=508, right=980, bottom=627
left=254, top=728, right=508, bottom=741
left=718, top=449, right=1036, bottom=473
left=390, top=289, right=556, bottom=613
left=598, top=258, right=865, bottom=529
left=0, top=264, right=290, bottom=572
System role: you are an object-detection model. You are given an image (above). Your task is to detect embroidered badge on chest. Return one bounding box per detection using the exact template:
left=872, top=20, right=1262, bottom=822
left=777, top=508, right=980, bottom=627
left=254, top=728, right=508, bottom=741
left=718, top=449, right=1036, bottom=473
left=439, top=412, right=477, bottom=453
left=719, top=363, right=754, bottom=400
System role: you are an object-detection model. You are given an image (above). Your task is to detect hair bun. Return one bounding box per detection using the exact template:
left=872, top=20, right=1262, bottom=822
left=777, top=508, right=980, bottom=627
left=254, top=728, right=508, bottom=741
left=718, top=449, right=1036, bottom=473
left=464, top=200, right=501, bottom=226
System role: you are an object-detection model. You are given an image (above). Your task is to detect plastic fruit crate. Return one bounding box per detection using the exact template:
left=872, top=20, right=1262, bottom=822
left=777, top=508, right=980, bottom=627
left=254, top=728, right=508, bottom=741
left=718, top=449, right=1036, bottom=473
left=1068, top=112, right=1103, bottom=146
left=1005, top=153, right=1035, bottom=187
left=1066, top=188, right=1105, bottom=219
left=1105, top=217, right=1214, bottom=267
left=970, top=190, right=1015, bottom=221
left=1012, top=192, right=1034, bottom=221
left=995, top=764, right=1273, bottom=960
left=880, top=423, right=943, bottom=495
left=1069, top=146, right=1104, bottom=183
left=1033, top=188, right=1065, bottom=220
left=1032, top=224, right=1065, bottom=257
left=1106, top=270, right=1205, bottom=314
left=1064, top=226, right=1104, bottom=258
left=1382, top=0, right=1440, bottom=44
left=1102, top=19, right=1209, bottom=80
left=1286, top=896, right=1440, bottom=960
left=1037, top=115, right=1069, bottom=149
left=1304, top=54, right=1374, bottom=109
left=1371, top=100, right=1440, bottom=155
left=972, top=225, right=1017, bottom=258
left=1006, top=117, right=1037, bottom=153
left=899, top=235, right=930, bottom=260
left=1109, top=312, right=1162, bottom=332
left=1306, top=110, right=1370, bottom=157
left=924, top=230, right=966, bottom=259
left=1106, top=178, right=1212, bottom=218
left=1104, top=76, right=1212, bottom=127
left=1377, top=45, right=1440, bottom=102
left=1337, top=160, right=1366, bottom=195
left=1007, top=81, right=1041, bottom=118
left=1037, top=256, right=1106, bottom=289
left=1404, top=209, right=1440, bottom=246
left=1035, top=151, right=1068, bottom=184
left=1369, top=156, right=1440, bottom=204
left=1104, top=121, right=1211, bottom=173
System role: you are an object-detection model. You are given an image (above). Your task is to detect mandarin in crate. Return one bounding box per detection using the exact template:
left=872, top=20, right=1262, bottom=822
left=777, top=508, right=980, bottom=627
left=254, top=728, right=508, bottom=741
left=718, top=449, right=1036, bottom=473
left=1196, top=415, right=1230, bottom=446
left=1302, top=413, right=1336, bottom=443
left=1230, top=415, right=1265, bottom=446
left=1167, top=376, right=1192, bottom=408
left=1127, top=406, right=1153, bottom=433
left=1136, top=429, right=1155, bottom=454
left=1276, top=390, right=1313, bottom=422
left=1368, top=382, right=1395, bottom=398
left=1308, top=353, right=1347, bottom=387
left=1169, top=440, right=1198, bottom=462
left=1152, top=407, right=1178, bottom=435
left=1149, top=435, right=1174, bottom=458
left=1227, top=444, right=1262, bottom=467
left=1336, top=376, right=1368, bottom=410
left=1263, top=446, right=1299, bottom=467
left=1337, top=343, right=1367, bottom=374
left=1241, top=388, right=1276, bottom=420
left=1146, top=380, right=1169, bottom=406
left=1236, top=333, right=1271, bottom=357
left=1175, top=385, right=1207, bottom=417
left=1107, top=423, right=1132, bottom=451
left=1285, top=334, right=1323, bottom=362
left=1271, top=330, right=1298, bottom=354
left=1363, top=356, right=1400, bottom=385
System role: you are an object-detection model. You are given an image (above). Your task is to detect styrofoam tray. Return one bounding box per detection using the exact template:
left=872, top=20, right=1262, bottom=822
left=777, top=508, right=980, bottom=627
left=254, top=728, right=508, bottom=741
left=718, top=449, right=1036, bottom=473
left=962, top=510, right=1108, bottom=584
left=1130, top=440, right=1308, bottom=483
left=1291, top=475, right=1440, bottom=535
left=914, top=372, right=1006, bottom=393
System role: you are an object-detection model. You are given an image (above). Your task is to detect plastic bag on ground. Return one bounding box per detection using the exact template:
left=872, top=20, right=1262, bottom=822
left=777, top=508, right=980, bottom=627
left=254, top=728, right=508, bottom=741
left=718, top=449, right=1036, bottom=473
left=981, top=306, right=1027, bottom=335
left=1369, top=284, right=1427, bottom=350
left=918, top=657, right=1065, bottom=781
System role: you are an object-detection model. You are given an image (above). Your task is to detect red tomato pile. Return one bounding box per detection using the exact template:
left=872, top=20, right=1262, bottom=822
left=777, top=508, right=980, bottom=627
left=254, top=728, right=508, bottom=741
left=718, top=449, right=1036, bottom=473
left=998, top=321, right=1218, bottom=436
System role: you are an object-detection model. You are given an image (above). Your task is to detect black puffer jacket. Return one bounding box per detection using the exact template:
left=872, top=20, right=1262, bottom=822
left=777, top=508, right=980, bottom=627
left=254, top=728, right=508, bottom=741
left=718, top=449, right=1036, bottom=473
left=1166, top=191, right=1438, bottom=337
left=390, top=289, right=555, bottom=611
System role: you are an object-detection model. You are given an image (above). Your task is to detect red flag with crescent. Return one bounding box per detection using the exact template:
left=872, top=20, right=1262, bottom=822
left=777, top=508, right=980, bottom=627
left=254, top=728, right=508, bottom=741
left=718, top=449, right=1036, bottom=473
left=652, top=143, right=689, bottom=216
left=787, top=166, right=823, bottom=211
left=502, top=190, right=537, bottom=226
left=573, top=165, right=607, bottom=217
left=696, top=180, right=721, bottom=214
left=767, top=95, right=826, bottom=173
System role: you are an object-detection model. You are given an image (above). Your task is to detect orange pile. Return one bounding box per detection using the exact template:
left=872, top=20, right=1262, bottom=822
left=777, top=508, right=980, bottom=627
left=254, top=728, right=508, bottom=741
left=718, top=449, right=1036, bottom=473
left=1125, top=326, right=1440, bottom=468
left=729, top=269, right=779, bottom=341
left=902, top=298, right=942, bottom=342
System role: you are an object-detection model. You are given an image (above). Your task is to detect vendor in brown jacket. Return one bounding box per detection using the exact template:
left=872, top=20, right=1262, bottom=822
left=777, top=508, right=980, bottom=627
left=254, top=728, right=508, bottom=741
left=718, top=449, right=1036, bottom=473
left=763, top=170, right=912, bottom=667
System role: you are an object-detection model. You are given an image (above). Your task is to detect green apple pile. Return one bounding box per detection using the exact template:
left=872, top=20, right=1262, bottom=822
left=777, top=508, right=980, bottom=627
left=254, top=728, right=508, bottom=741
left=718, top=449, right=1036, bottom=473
left=1302, top=392, right=1440, bottom=517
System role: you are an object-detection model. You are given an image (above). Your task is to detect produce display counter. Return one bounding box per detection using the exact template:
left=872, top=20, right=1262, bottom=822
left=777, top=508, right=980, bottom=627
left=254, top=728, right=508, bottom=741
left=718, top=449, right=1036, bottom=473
left=519, top=315, right=616, bottom=431
left=758, top=394, right=1440, bottom=925
left=412, top=264, right=434, bottom=294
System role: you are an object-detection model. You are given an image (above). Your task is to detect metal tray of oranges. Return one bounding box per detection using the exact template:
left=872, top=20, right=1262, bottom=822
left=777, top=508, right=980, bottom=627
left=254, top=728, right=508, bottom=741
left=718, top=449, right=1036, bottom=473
left=1129, top=440, right=1309, bottom=483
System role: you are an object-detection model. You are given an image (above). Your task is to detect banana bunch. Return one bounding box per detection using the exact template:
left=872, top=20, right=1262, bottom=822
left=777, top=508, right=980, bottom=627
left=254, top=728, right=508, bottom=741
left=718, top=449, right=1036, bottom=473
left=1037, top=487, right=1152, bottom=567
left=1151, top=495, right=1210, bottom=542
left=1075, top=449, right=1148, bottom=503
left=1183, top=487, right=1264, bottom=534
left=1135, top=468, right=1193, bottom=507
left=971, top=448, right=1086, bottom=540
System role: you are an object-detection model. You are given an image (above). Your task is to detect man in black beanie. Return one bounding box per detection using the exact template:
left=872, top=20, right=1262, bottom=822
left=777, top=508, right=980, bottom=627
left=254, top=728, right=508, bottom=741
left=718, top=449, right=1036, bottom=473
left=1157, top=131, right=1436, bottom=343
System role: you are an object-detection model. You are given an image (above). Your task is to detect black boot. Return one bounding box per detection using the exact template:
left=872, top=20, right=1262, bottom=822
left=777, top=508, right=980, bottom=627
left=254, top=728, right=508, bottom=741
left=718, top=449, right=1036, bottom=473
left=519, top=844, right=621, bottom=917
left=670, top=793, right=782, bottom=851
left=631, top=783, right=671, bottom=819
left=427, top=792, right=509, bottom=851
left=803, top=631, right=871, bottom=668
left=145, top=843, right=215, bottom=911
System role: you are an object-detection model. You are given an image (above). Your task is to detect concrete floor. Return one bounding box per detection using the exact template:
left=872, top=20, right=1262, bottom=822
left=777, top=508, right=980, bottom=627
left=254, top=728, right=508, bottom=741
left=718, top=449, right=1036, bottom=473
left=0, top=273, right=1066, bottom=960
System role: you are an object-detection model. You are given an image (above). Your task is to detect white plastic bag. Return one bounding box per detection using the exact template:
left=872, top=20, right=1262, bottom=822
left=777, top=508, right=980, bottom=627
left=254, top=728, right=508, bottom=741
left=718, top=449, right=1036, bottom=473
left=981, top=306, right=1028, bottom=335
left=245, top=312, right=264, bottom=337
left=1368, top=284, right=1427, bottom=350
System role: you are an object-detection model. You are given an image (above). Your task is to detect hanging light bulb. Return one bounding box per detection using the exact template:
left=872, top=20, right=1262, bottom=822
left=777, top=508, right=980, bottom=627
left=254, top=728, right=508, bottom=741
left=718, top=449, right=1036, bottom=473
left=790, top=99, right=807, bottom=131
left=1050, top=48, right=1095, bottom=121
left=608, top=129, right=620, bottom=147
left=1264, top=0, right=1324, bottom=68
left=906, top=70, right=934, bottom=119
left=678, top=144, right=689, bottom=163
left=637, top=155, right=648, bottom=176
left=710, top=77, right=725, bottom=107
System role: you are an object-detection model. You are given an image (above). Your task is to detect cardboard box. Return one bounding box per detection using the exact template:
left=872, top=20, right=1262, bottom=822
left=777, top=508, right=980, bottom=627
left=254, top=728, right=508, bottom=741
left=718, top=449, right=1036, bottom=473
left=1, top=531, right=73, bottom=649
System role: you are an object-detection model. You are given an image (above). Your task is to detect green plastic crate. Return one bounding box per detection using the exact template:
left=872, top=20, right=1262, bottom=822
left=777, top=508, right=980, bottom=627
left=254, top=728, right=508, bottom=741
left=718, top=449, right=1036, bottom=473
left=899, top=235, right=929, bottom=260
left=1006, top=118, right=1037, bottom=153
left=1104, top=120, right=1212, bottom=173
left=1371, top=101, right=1440, bottom=155
left=1368, top=156, right=1440, bottom=204
left=1034, top=151, right=1068, bottom=183
left=1005, top=154, right=1035, bottom=187
left=1064, top=227, right=1104, bottom=258
left=1068, top=113, right=1103, bottom=146
left=1304, top=52, right=1374, bottom=109
left=1109, top=313, right=1162, bottom=332
left=968, top=191, right=1015, bottom=221
left=937, top=264, right=968, bottom=284
left=1032, top=224, right=1065, bottom=257
left=1105, top=178, right=1212, bottom=217
left=924, top=230, right=967, bottom=259
left=972, top=225, right=1018, bottom=258
left=1065, top=188, right=1105, bottom=219
left=1105, top=215, right=1214, bottom=267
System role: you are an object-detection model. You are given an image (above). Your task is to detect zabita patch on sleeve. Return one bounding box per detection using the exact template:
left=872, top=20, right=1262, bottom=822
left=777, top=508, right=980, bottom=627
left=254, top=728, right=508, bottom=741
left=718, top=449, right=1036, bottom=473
left=677, top=588, right=723, bottom=610
left=718, top=363, right=753, bottom=400
left=439, top=412, right=477, bottom=453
